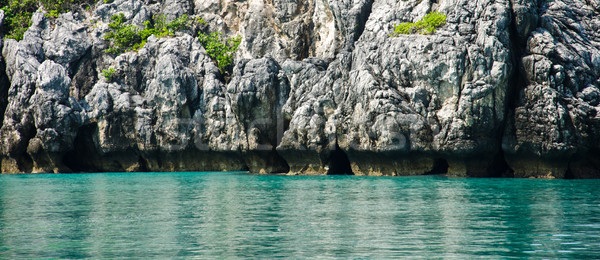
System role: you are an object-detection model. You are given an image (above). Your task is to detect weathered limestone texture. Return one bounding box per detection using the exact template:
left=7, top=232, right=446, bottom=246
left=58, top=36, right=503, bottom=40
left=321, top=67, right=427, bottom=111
left=1, top=0, right=599, bottom=178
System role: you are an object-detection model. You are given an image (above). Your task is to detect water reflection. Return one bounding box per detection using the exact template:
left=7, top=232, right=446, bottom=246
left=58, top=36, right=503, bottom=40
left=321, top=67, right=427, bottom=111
left=1, top=174, right=600, bottom=258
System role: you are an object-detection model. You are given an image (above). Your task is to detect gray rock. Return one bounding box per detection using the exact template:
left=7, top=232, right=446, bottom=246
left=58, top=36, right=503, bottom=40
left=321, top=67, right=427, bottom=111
left=42, top=12, right=92, bottom=72
left=1, top=0, right=599, bottom=178
left=227, top=57, right=289, bottom=173
left=0, top=11, right=46, bottom=173
left=93, top=0, right=152, bottom=26
left=503, top=0, right=600, bottom=178
left=160, top=0, right=192, bottom=20
left=0, top=9, right=4, bottom=29
left=336, top=0, right=513, bottom=176
left=27, top=61, right=84, bottom=173
left=196, top=0, right=374, bottom=62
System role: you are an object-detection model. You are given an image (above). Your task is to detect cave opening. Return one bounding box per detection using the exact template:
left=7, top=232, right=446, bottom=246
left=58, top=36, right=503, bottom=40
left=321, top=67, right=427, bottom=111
left=17, top=153, right=34, bottom=173
left=564, top=167, right=575, bottom=179
left=425, top=158, right=449, bottom=175
left=487, top=153, right=514, bottom=178
left=63, top=123, right=99, bottom=172
left=327, top=145, right=354, bottom=175
left=270, top=150, right=290, bottom=174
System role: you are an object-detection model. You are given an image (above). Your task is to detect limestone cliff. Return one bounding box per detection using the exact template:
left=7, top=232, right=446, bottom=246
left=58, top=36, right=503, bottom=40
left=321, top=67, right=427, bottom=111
left=0, top=0, right=598, bottom=178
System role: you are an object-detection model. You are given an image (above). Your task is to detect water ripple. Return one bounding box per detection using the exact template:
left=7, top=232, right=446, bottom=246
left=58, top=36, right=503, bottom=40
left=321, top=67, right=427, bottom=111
left=0, top=173, right=600, bottom=258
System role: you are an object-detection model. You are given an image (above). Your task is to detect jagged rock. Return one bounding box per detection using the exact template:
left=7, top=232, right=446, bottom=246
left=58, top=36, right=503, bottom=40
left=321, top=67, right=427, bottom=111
left=43, top=12, right=92, bottom=72
left=196, top=0, right=374, bottom=62
left=94, top=0, right=152, bottom=26
left=0, top=12, right=46, bottom=173
left=0, top=0, right=599, bottom=178
left=504, top=0, right=600, bottom=178
left=227, top=57, right=290, bottom=173
left=27, top=61, right=84, bottom=173
left=336, top=0, right=513, bottom=176
left=77, top=35, right=248, bottom=172
left=160, top=0, right=192, bottom=20
left=277, top=56, right=342, bottom=174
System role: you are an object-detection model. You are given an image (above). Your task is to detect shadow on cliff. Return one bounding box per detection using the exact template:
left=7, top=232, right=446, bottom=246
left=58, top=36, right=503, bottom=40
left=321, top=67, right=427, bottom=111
left=63, top=123, right=102, bottom=172
left=327, top=145, right=354, bottom=175
left=424, top=158, right=449, bottom=175
left=62, top=123, right=149, bottom=172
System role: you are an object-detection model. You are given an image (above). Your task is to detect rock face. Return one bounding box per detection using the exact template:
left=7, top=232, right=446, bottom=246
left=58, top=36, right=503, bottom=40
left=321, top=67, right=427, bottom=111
left=503, top=0, right=600, bottom=178
left=0, top=0, right=599, bottom=178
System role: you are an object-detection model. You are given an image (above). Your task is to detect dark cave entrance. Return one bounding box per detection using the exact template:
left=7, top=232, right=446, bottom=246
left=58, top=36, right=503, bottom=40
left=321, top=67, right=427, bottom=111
left=488, top=153, right=514, bottom=178
left=327, top=145, right=354, bottom=175
left=63, top=123, right=99, bottom=172
left=425, top=158, right=449, bottom=175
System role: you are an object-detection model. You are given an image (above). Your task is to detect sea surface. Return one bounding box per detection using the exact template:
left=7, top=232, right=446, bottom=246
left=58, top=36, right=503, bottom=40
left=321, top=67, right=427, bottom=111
left=1, top=172, right=600, bottom=258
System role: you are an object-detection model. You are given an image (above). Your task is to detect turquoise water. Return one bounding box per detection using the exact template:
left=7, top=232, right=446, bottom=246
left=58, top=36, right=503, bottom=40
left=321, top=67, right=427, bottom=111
left=1, top=172, right=600, bottom=258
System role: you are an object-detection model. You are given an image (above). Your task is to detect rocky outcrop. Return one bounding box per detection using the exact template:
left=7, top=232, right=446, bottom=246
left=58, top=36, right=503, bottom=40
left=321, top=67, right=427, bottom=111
left=340, top=0, right=513, bottom=176
left=0, top=10, right=8, bottom=132
left=1, top=0, right=599, bottom=178
left=503, top=0, right=600, bottom=178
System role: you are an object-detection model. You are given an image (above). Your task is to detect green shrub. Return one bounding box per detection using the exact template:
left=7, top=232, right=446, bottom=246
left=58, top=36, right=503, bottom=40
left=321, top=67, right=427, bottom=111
left=101, top=67, right=116, bottom=81
left=0, top=0, right=37, bottom=40
left=391, top=11, right=447, bottom=36
left=40, top=0, right=96, bottom=16
left=198, top=32, right=241, bottom=74
left=104, top=13, right=198, bottom=55
left=0, top=0, right=96, bottom=40
left=104, top=13, right=143, bottom=54
left=152, top=14, right=196, bottom=37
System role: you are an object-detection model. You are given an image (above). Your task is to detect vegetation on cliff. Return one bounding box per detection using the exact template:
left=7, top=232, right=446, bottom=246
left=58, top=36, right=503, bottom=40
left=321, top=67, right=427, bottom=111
left=390, top=11, right=447, bottom=36
left=101, top=13, right=199, bottom=82
left=1, top=0, right=241, bottom=77
left=101, top=67, right=116, bottom=82
left=0, top=0, right=95, bottom=40
left=198, top=32, right=241, bottom=75
left=104, top=13, right=197, bottom=55
left=103, top=13, right=241, bottom=76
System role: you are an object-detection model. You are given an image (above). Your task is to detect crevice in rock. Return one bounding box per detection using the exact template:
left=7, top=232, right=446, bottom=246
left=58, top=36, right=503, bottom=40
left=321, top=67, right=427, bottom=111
left=353, top=0, right=375, bottom=43
left=0, top=56, right=8, bottom=128
left=239, top=157, right=250, bottom=172
left=326, top=144, right=354, bottom=175
left=219, top=71, right=233, bottom=84
left=424, top=157, right=448, bottom=175
left=506, top=1, right=529, bottom=112
left=63, top=128, right=144, bottom=172
left=274, top=150, right=290, bottom=173
left=299, top=20, right=313, bottom=60
left=275, top=68, right=291, bottom=147
left=70, top=48, right=98, bottom=101
left=187, top=0, right=195, bottom=16
left=154, top=151, right=164, bottom=170
left=500, top=1, right=531, bottom=172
